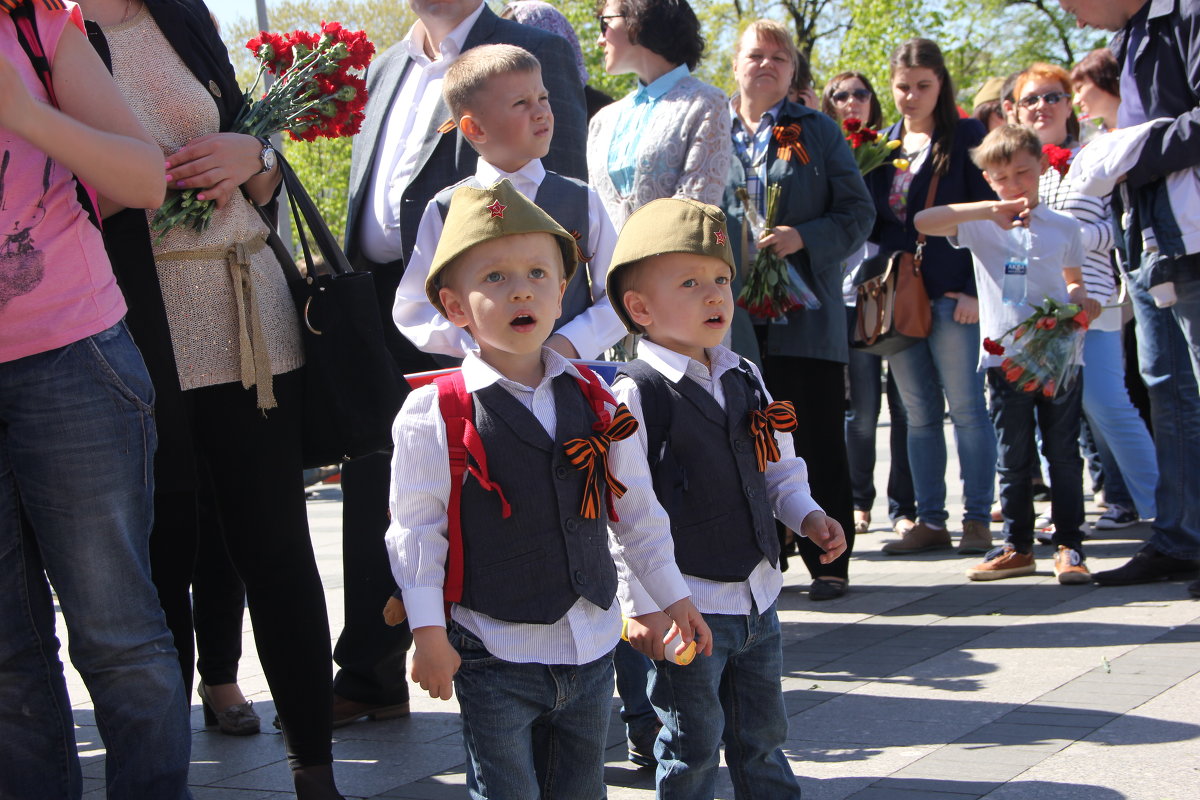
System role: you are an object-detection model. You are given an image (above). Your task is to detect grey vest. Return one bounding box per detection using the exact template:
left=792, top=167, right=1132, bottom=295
left=618, top=360, right=779, bottom=582
left=434, top=172, right=592, bottom=330
left=457, top=374, right=617, bottom=624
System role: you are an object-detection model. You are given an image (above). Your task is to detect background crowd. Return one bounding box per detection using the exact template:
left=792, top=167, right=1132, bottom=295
left=1, top=0, right=1197, bottom=798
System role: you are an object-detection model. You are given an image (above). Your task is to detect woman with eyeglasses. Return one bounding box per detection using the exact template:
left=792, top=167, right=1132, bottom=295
left=864, top=38, right=999, bottom=559
left=1015, top=62, right=1158, bottom=532
left=587, top=0, right=730, bottom=229
left=820, top=72, right=917, bottom=540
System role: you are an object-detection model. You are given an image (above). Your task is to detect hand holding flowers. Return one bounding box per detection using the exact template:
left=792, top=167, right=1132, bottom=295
left=982, top=297, right=1089, bottom=398
left=734, top=184, right=821, bottom=320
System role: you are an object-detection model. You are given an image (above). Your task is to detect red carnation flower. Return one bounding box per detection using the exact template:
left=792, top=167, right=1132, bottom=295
left=982, top=337, right=1005, bottom=356
left=1043, top=143, right=1072, bottom=177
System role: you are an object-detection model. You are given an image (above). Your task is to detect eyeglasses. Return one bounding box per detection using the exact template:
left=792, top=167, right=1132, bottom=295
left=598, top=14, right=624, bottom=34
left=831, top=89, right=872, bottom=103
left=1018, top=90, right=1068, bottom=109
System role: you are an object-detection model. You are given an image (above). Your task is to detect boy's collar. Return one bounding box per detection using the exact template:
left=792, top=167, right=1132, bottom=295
left=476, top=157, right=545, bottom=187
left=462, top=346, right=578, bottom=392
left=638, top=338, right=740, bottom=383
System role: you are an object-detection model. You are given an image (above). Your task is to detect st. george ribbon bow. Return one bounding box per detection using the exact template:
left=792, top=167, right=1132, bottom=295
left=773, top=122, right=810, bottom=164
left=748, top=400, right=798, bottom=472
left=563, top=403, right=640, bottom=520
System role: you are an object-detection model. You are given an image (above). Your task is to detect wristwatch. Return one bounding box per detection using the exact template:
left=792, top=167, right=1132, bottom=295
left=255, top=136, right=277, bottom=175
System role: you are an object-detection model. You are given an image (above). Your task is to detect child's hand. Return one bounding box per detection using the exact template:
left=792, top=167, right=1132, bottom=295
left=987, top=198, right=1031, bottom=230
left=410, top=626, right=461, bottom=701
left=382, top=595, right=407, bottom=627
left=627, top=611, right=673, bottom=660
left=801, top=510, right=847, bottom=564
left=661, top=597, right=714, bottom=658
left=1081, top=296, right=1102, bottom=323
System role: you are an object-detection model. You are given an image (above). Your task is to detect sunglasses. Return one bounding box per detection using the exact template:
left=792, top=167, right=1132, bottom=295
left=598, top=14, right=624, bottom=34
left=831, top=89, right=872, bottom=103
left=1018, top=90, right=1068, bottom=109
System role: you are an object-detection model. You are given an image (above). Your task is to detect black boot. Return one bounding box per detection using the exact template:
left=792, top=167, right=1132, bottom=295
left=293, top=764, right=344, bottom=800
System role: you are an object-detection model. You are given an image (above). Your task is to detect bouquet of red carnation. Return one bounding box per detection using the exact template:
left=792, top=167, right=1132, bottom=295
left=152, top=22, right=375, bottom=238
left=1042, top=143, right=1072, bottom=177
left=983, top=297, right=1088, bottom=398
left=734, top=184, right=820, bottom=320
left=842, top=118, right=901, bottom=176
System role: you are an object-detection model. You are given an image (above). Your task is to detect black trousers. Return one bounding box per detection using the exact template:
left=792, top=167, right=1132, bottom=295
left=149, top=370, right=333, bottom=768
left=758, top=353, right=856, bottom=581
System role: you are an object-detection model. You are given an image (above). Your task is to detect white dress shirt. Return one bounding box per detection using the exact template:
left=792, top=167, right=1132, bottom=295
left=392, top=158, right=624, bottom=359
left=386, top=347, right=690, bottom=665
left=612, top=341, right=823, bottom=618
left=358, top=1, right=487, bottom=264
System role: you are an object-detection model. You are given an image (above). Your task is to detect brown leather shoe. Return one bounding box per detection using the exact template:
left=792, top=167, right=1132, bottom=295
left=332, top=695, right=410, bottom=729
left=1053, top=546, right=1092, bottom=585
left=966, top=546, right=1035, bottom=581
left=881, top=522, right=952, bottom=555
left=958, top=520, right=992, bottom=555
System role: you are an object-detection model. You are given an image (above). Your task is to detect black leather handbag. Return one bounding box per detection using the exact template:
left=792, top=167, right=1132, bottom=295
left=261, top=155, right=406, bottom=468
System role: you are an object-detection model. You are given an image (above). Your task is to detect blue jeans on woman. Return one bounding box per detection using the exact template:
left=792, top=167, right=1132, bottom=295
left=647, top=603, right=799, bottom=800
left=0, top=322, right=192, bottom=800
left=846, top=308, right=916, bottom=521
left=449, top=623, right=614, bottom=800
left=1081, top=328, right=1158, bottom=519
left=886, top=296, right=997, bottom=527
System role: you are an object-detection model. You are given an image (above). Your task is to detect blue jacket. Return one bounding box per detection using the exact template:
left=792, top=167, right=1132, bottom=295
left=721, top=100, right=874, bottom=364
left=864, top=117, right=995, bottom=300
left=1110, top=0, right=1200, bottom=265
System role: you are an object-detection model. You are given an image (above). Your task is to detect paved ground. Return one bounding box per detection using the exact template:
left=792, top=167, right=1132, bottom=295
left=63, top=417, right=1200, bottom=799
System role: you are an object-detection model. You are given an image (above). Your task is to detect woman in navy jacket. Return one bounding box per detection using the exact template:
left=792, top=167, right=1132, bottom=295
left=864, top=38, right=998, bottom=558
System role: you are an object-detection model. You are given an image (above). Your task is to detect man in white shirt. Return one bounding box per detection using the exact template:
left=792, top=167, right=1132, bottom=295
left=331, top=0, right=588, bottom=727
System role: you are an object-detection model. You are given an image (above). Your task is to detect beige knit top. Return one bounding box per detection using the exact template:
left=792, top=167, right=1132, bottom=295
left=102, top=7, right=302, bottom=406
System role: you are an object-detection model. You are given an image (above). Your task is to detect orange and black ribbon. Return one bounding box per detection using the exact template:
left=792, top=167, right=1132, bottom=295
left=1, top=0, right=66, bottom=13
left=436, top=118, right=457, bottom=134
left=773, top=123, right=810, bottom=164
left=563, top=403, right=639, bottom=519
left=748, top=400, right=798, bottom=472
left=569, top=229, right=592, bottom=263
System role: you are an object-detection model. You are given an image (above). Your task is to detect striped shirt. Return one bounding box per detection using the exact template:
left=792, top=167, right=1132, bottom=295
left=386, top=348, right=690, bottom=665
left=612, top=341, right=823, bottom=617
left=1039, top=151, right=1121, bottom=331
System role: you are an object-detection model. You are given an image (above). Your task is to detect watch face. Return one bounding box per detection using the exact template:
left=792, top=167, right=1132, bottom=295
left=261, top=145, right=277, bottom=172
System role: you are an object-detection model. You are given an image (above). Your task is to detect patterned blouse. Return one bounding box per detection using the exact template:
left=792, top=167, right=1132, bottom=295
left=102, top=7, right=302, bottom=405
left=587, top=71, right=731, bottom=230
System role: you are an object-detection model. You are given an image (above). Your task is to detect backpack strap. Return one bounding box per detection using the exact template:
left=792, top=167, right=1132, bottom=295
left=732, top=359, right=798, bottom=472
left=435, top=371, right=511, bottom=607
left=10, top=0, right=103, bottom=230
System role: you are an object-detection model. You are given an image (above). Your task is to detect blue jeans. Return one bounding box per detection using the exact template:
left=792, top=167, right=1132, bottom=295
left=0, top=322, right=191, bottom=800
left=613, top=639, right=658, bottom=742
left=449, top=623, right=614, bottom=800
left=648, top=604, right=800, bottom=800
left=846, top=309, right=916, bottom=521
left=1081, top=328, right=1158, bottom=518
left=886, top=297, right=997, bottom=526
left=1127, top=255, right=1200, bottom=559
left=986, top=368, right=1086, bottom=552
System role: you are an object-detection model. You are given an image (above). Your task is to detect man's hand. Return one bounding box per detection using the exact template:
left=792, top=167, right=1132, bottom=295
left=760, top=225, right=805, bottom=257
left=945, top=291, right=980, bottom=324
left=661, top=596, right=714, bottom=658
left=626, top=611, right=673, bottom=660
left=410, top=626, right=461, bottom=701
left=801, top=510, right=847, bottom=564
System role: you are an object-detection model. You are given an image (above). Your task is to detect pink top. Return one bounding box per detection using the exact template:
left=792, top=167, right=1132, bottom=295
left=0, top=2, right=127, bottom=363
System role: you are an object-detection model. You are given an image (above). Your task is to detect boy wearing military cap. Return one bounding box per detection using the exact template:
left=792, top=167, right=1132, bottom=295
left=608, top=197, right=846, bottom=798
left=385, top=181, right=711, bottom=799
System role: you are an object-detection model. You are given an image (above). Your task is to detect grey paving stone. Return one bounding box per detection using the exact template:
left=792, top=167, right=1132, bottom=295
left=847, top=789, right=980, bottom=800
left=873, top=776, right=1005, bottom=794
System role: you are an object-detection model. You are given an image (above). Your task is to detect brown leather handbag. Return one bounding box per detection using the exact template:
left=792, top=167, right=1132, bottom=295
left=851, top=175, right=940, bottom=356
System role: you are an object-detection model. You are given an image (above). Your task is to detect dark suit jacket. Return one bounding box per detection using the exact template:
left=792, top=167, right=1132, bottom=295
left=344, top=4, right=588, bottom=274
left=90, top=0, right=250, bottom=491
left=722, top=100, right=875, bottom=364
left=864, top=117, right=994, bottom=300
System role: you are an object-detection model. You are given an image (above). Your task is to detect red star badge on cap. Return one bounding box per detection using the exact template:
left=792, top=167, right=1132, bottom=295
left=715, top=230, right=728, bottom=246
left=487, top=200, right=506, bottom=219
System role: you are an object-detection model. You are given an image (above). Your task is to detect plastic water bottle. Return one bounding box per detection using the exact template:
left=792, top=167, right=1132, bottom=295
left=1003, top=225, right=1030, bottom=306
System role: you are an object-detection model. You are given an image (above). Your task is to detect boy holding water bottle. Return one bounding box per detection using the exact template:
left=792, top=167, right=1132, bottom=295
left=915, top=124, right=1101, bottom=585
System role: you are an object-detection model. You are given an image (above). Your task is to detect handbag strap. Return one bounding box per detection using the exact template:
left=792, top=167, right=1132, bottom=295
left=912, top=173, right=941, bottom=270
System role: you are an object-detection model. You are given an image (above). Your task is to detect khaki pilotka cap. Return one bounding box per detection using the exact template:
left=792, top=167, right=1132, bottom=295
left=425, top=179, right=579, bottom=317
left=973, top=76, right=1006, bottom=108
left=605, top=197, right=737, bottom=333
